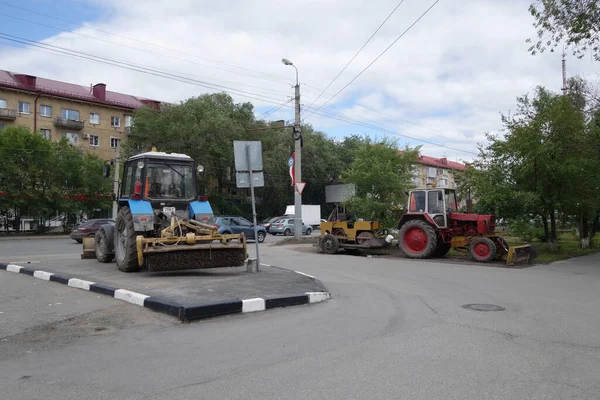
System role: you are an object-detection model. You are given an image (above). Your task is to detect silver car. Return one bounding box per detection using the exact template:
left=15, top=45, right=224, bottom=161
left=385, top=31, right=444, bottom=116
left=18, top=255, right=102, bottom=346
left=269, top=218, right=312, bottom=236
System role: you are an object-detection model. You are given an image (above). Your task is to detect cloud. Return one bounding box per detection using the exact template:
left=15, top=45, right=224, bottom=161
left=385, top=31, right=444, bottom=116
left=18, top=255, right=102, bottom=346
left=1, top=0, right=597, bottom=160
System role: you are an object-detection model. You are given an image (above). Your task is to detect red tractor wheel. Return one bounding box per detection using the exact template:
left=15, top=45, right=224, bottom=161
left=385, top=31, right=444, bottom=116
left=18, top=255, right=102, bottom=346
left=469, top=237, right=496, bottom=262
left=398, top=220, right=437, bottom=258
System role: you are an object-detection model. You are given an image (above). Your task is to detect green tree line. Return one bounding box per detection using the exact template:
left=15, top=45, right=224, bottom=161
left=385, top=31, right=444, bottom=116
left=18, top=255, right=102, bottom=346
left=0, top=126, right=112, bottom=233
left=126, top=93, right=419, bottom=225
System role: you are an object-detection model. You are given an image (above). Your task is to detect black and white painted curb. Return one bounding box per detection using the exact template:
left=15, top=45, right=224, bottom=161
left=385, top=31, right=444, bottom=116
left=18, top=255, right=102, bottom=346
left=0, top=262, right=330, bottom=322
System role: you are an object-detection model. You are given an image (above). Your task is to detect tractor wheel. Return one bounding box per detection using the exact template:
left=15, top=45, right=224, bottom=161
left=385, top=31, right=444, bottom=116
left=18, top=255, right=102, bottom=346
left=95, top=228, right=114, bottom=263
left=115, top=207, right=140, bottom=272
left=432, top=242, right=452, bottom=258
left=321, top=234, right=340, bottom=254
left=469, top=237, right=496, bottom=263
left=398, top=220, right=437, bottom=258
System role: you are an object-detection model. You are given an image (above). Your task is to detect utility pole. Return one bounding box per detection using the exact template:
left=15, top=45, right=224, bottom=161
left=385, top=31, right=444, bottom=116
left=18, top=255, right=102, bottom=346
left=561, top=52, right=568, bottom=94
left=112, top=143, right=120, bottom=220
left=282, top=58, right=303, bottom=239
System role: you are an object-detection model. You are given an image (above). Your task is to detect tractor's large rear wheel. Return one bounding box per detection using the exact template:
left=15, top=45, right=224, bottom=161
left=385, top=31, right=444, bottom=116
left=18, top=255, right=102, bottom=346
left=469, top=237, right=496, bottom=263
left=432, top=242, right=451, bottom=258
left=399, top=220, right=437, bottom=259
left=115, top=207, right=140, bottom=272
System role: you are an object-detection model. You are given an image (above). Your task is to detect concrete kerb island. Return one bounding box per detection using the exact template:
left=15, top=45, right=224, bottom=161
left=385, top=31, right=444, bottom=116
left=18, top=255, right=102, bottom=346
left=0, top=262, right=330, bottom=322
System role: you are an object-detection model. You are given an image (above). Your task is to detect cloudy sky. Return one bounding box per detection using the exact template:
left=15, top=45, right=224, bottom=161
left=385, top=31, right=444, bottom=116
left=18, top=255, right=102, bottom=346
left=1, top=0, right=598, bottom=163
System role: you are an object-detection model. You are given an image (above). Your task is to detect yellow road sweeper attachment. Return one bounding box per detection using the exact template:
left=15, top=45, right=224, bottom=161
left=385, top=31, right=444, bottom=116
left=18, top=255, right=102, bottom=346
left=86, top=148, right=248, bottom=272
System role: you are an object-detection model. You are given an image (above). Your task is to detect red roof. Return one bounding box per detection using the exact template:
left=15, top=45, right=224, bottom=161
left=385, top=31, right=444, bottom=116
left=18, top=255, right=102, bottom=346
left=417, top=155, right=466, bottom=171
left=399, top=150, right=466, bottom=171
left=0, top=69, right=161, bottom=110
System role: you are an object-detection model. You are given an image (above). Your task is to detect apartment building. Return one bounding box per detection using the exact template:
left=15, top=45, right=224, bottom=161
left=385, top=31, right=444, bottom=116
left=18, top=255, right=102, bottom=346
left=409, top=153, right=466, bottom=189
left=0, top=69, right=161, bottom=160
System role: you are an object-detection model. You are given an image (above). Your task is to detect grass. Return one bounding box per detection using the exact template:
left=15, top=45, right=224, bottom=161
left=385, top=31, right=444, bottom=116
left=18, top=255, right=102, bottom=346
left=448, top=231, right=599, bottom=264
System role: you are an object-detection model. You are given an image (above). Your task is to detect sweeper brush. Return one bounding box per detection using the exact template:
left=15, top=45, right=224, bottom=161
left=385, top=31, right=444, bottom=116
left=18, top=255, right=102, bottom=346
left=135, top=218, right=248, bottom=272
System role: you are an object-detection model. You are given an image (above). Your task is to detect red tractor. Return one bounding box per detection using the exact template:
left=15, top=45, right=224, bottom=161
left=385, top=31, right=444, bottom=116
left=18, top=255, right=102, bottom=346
left=397, top=188, right=533, bottom=265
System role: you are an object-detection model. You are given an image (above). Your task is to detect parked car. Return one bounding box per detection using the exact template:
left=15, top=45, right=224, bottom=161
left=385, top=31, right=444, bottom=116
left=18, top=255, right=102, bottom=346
left=269, top=217, right=313, bottom=236
left=259, top=216, right=286, bottom=232
left=70, top=219, right=114, bottom=243
left=214, top=216, right=267, bottom=243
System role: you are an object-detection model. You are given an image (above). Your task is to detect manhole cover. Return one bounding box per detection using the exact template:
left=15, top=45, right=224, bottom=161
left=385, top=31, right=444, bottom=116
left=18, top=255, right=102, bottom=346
left=462, top=304, right=505, bottom=312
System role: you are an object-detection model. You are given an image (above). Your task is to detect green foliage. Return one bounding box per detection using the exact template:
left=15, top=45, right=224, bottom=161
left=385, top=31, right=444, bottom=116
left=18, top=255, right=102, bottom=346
left=465, top=85, right=600, bottom=250
left=341, top=137, right=419, bottom=228
left=127, top=92, right=369, bottom=220
left=0, top=126, right=111, bottom=233
left=527, top=0, right=600, bottom=61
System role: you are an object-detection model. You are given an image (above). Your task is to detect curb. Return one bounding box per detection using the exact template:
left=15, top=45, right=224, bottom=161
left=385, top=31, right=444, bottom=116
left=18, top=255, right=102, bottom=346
left=0, top=263, right=331, bottom=322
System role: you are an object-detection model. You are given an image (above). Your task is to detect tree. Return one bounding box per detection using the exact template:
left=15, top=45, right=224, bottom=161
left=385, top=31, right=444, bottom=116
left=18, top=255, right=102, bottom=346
left=527, top=0, right=600, bottom=61
left=463, top=85, right=600, bottom=250
left=0, top=127, right=112, bottom=233
left=341, top=137, right=419, bottom=228
left=126, top=93, right=255, bottom=197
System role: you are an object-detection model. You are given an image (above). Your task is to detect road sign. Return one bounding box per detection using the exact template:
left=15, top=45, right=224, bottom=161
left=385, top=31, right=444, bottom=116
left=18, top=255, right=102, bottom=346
left=287, top=157, right=294, bottom=167
left=233, top=141, right=263, bottom=172
left=236, top=172, right=264, bottom=188
left=295, top=182, right=306, bottom=195
left=289, top=152, right=295, bottom=186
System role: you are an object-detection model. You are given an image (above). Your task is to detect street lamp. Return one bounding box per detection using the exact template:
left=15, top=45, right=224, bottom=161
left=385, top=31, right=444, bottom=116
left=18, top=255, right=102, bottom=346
left=197, top=164, right=206, bottom=195
left=282, top=57, right=302, bottom=239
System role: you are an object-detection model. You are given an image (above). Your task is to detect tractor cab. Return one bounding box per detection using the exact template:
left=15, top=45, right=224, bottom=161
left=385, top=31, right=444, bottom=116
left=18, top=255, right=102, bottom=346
left=115, top=149, right=213, bottom=224
left=406, top=187, right=459, bottom=228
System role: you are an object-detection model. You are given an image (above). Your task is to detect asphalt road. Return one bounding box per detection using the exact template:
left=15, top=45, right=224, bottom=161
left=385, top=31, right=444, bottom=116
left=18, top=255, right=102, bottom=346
left=1, top=237, right=600, bottom=399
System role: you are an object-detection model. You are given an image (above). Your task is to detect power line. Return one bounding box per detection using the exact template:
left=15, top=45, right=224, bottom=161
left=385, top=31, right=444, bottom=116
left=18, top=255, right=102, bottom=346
left=0, top=33, right=290, bottom=106
left=0, top=1, right=291, bottom=85
left=0, top=11, right=295, bottom=95
left=305, top=0, right=442, bottom=119
left=304, top=0, right=406, bottom=113
left=0, top=32, right=476, bottom=156
left=258, top=98, right=295, bottom=119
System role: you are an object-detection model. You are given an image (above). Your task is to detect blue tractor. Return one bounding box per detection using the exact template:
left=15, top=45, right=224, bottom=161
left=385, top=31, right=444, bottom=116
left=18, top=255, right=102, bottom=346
left=93, top=148, right=247, bottom=272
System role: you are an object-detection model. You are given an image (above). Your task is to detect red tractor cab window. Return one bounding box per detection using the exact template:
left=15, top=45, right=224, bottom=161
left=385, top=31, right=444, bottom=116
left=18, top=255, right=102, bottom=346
left=427, top=190, right=444, bottom=214
left=409, top=191, right=426, bottom=212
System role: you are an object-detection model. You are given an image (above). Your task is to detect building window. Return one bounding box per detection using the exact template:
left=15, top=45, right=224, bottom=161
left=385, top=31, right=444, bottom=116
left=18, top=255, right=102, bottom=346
left=19, top=101, right=30, bottom=114
left=125, top=115, right=133, bottom=127
left=65, top=132, right=78, bottom=144
left=40, top=129, right=51, bottom=140
left=0, top=99, right=6, bottom=108
left=438, top=179, right=448, bottom=187
left=110, top=137, right=120, bottom=149
left=89, top=113, right=100, bottom=125
left=0, top=124, right=5, bottom=130
left=111, top=116, right=121, bottom=127
left=62, top=109, right=80, bottom=121
left=40, top=105, right=52, bottom=117
left=427, top=167, right=437, bottom=178
left=89, top=135, right=100, bottom=147
left=442, top=169, right=449, bottom=177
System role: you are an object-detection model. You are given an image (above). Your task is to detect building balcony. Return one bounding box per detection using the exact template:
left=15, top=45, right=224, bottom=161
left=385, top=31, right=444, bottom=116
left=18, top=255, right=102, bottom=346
left=54, top=116, right=84, bottom=130
left=0, top=109, right=17, bottom=120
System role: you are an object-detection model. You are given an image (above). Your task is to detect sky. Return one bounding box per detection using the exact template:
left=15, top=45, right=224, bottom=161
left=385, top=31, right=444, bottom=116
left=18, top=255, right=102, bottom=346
left=0, top=0, right=598, bottom=163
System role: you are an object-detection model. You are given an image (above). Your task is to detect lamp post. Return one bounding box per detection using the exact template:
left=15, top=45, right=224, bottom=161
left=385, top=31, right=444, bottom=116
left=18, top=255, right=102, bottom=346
left=282, top=58, right=302, bottom=239
left=198, top=164, right=206, bottom=195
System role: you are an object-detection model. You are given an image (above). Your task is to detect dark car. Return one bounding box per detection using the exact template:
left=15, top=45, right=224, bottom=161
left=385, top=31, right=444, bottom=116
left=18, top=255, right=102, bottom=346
left=259, top=216, right=286, bottom=232
left=214, top=216, right=267, bottom=243
left=70, top=219, right=114, bottom=243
